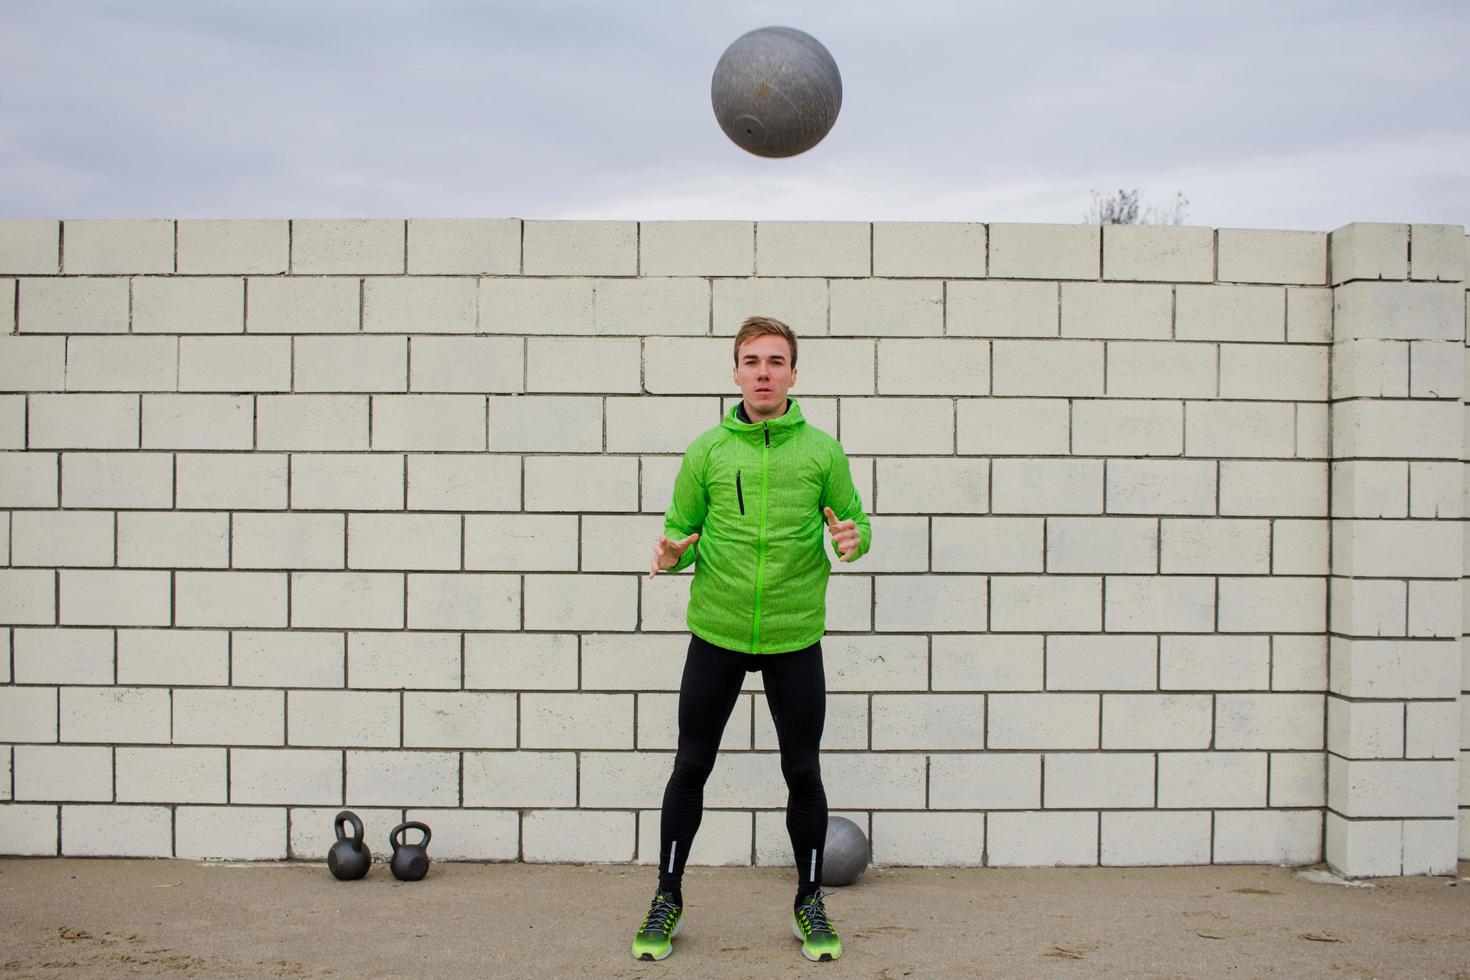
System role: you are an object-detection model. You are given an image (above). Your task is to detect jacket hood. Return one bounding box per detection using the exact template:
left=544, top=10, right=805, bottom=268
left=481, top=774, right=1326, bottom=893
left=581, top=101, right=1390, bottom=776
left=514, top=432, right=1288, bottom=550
left=720, top=398, right=806, bottom=445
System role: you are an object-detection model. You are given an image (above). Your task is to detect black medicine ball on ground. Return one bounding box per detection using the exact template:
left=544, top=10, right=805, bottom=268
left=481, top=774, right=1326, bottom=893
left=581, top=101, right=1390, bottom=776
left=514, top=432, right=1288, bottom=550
left=711, top=26, right=842, bottom=157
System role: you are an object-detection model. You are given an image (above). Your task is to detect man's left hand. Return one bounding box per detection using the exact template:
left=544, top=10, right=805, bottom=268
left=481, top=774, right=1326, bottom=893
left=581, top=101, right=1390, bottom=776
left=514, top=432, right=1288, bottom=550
left=824, top=506, right=859, bottom=562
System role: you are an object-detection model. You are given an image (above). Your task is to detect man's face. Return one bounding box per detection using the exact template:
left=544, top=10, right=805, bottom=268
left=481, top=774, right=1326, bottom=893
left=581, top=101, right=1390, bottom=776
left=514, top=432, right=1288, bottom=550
left=733, top=333, right=797, bottom=421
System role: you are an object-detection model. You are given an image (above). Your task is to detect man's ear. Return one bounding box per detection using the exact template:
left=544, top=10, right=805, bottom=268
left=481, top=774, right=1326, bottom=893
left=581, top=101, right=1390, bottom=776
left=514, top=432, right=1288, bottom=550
left=789, top=366, right=797, bottom=389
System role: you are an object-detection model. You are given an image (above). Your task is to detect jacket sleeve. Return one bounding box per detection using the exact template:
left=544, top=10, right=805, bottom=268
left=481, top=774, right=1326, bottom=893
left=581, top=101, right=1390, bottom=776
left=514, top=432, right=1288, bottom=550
left=822, top=443, right=872, bottom=563
left=662, top=439, right=709, bottom=573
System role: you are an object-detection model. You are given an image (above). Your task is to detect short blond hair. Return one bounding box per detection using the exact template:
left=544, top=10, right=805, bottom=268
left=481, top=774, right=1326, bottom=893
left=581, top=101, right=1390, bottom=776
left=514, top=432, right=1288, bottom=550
left=733, top=316, right=797, bottom=367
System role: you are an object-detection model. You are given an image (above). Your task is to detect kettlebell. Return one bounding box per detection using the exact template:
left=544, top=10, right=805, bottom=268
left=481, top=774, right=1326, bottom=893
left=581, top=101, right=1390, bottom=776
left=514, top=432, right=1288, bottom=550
left=388, top=821, right=432, bottom=882
left=326, top=810, right=371, bottom=881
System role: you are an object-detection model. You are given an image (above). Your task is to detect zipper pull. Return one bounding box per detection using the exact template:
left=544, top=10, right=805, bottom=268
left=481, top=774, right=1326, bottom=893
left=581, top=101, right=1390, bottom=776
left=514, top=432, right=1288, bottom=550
left=764, top=422, right=770, bottom=447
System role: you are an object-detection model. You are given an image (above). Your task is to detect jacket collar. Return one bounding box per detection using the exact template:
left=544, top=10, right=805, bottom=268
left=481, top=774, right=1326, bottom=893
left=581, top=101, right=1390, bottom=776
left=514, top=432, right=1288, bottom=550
left=722, top=398, right=805, bottom=445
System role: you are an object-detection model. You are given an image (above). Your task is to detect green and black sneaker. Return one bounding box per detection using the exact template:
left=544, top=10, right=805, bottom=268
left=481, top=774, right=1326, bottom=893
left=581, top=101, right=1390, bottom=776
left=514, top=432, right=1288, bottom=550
left=792, top=890, right=842, bottom=962
left=630, top=890, right=684, bottom=961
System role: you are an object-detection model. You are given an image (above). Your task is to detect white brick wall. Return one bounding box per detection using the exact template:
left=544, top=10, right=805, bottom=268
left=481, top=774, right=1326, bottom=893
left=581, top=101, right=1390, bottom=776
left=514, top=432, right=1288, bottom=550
left=1, top=217, right=1461, bottom=877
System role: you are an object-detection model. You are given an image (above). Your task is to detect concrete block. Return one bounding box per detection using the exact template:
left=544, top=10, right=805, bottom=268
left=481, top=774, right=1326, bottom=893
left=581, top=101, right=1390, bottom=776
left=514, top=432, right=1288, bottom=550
left=294, top=336, right=406, bottom=393
left=1331, top=461, right=1408, bottom=518
left=0, top=568, right=57, bottom=625
left=58, top=569, right=170, bottom=626
left=117, top=511, right=228, bottom=569
left=874, top=456, right=986, bottom=513
left=605, top=396, right=723, bottom=453
left=232, top=512, right=344, bottom=570
left=1104, top=575, right=1214, bottom=632
left=755, top=221, right=868, bottom=277
left=59, top=686, right=168, bottom=744
left=232, top=630, right=344, bottom=688
left=1330, top=222, right=1408, bottom=284
left=462, top=514, right=575, bottom=572
left=229, top=749, right=341, bottom=805
left=348, top=513, right=461, bottom=571
left=993, top=458, right=1103, bottom=514
left=1074, top=399, right=1182, bottom=456
left=404, top=808, right=519, bottom=861
left=1408, top=578, right=1460, bottom=639
left=1102, top=694, right=1211, bottom=749
left=946, top=280, right=1057, bottom=338
left=178, top=336, right=290, bottom=393
left=524, top=573, right=636, bottom=631
left=1213, top=809, right=1321, bottom=865
left=1409, top=224, right=1465, bottom=282
left=1158, top=752, right=1267, bottom=807
left=640, top=221, right=752, bottom=276
left=582, top=634, right=687, bottom=693
left=479, top=277, right=595, bottom=334
left=1273, top=518, right=1329, bottom=577
left=134, top=277, right=246, bottom=334
left=1272, top=634, right=1328, bottom=691
left=871, top=694, right=984, bottom=750
left=1176, top=284, right=1285, bottom=342
left=404, top=569, right=517, bottom=633
left=464, top=633, right=576, bottom=691
left=1217, top=228, right=1327, bottom=285
left=1101, top=810, right=1211, bottom=865
left=292, top=571, right=405, bottom=629
left=0, top=336, right=65, bottom=392
left=14, top=745, right=112, bottom=801
left=1327, top=697, right=1404, bottom=759
left=1401, top=818, right=1458, bottom=875
left=823, top=634, right=928, bottom=691
left=174, top=570, right=286, bottom=628
left=1220, top=343, right=1328, bottom=401
left=65, top=335, right=180, bottom=393
left=290, top=453, right=402, bottom=511
left=987, top=810, right=1098, bottom=866
left=113, top=747, right=226, bottom=803
left=177, top=219, right=288, bottom=274
left=1409, top=339, right=1464, bottom=399
left=1062, top=282, right=1171, bottom=339
left=1159, top=518, right=1269, bottom=575
left=464, top=751, right=576, bottom=807
left=116, top=628, right=228, bottom=686
left=0, top=280, right=12, bottom=335
left=842, top=399, right=954, bottom=455
left=527, top=337, right=641, bottom=393
left=405, top=692, right=516, bottom=748
left=1328, top=577, right=1406, bottom=637
left=820, top=753, right=927, bottom=808
left=523, top=809, right=635, bottom=862
left=1219, top=577, right=1327, bottom=634
left=639, top=573, right=689, bottom=631
left=291, top=219, right=403, bottom=274
left=1159, top=634, right=1269, bottom=691
left=1045, top=633, right=1155, bottom=690
left=990, top=575, right=1101, bottom=632
left=877, top=338, right=989, bottom=395
left=141, top=393, right=253, bottom=450
left=1185, top=401, right=1295, bottom=458
left=488, top=395, right=602, bottom=452
left=1409, top=461, right=1462, bottom=519
left=29, top=393, right=138, bottom=449
left=0, top=219, right=60, bottom=273
left=580, top=514, right=666, bottom=573
left=174, top=453, right=284, bottom=510
left=1325, top=813, right=1403, bottom=876
left=987, top=223, right=1097, bottom=280
left=1103, top=225, right=1213, bottom=283
left=0, top=452, right=59, bottom=507
left=407, top=218, right=519, bottom=275
left=1285, top=287, right=1332, bottom=344
left=873, top=222, right=984, bottom=278
left=578, top=751, right=669, bottom=808
left=928, top=753, right=1040, bottom=809
left=988, top=693, right=1098, bottom=749
left=1216, top=693, right=1323, bottom=750
left=256, top=395, right=369, bottom=450
left=931, top=516, right=1041, bottom=573
left=1327, top=756, right=1457, bottom=818
left=0, top=685, right=58, bottom=742
left=713, top=277, right=826, bottom=336
left=956, top=397, right=1068, bottom=455
left=64, top=219, right=173, bottom=274
left=593, top=278, right=710, bottom=336
left=875, top=574, right=985, bottom=632
left=1106, top=340, right=1217, bottom=399
left=1333, top=519, right=1459, bottom=578
left=1329, top=638, right=1460, bottom=699
left=520, top=455, right=633, bottom=513
left=174, top=806, right=286, bottom=860
left=345, top=749, right=459, bottom=806
left=61, top=805, right=172, bottom=857
left=173, top=689, right=284, bottom=745
left=1271, top=751, right=1326, bottom=807
left=1045, top=752, right=1155, bottom=808
left=12, top=510, right=114, bottom=567
left=932, top=634, right=1042, bottom=691
left=287, top=805, right=400, bottom=859
left=1403, top=700, right=1458, bottom=759
left=872, top=812, right=984, bottom=866
left=18, top=278, right=129, bottom=334
left=0, top=804, right=56, bottom=854
left=991, top=339, right=1104, bottom=396
left=374, top=394, right=487, bottom=451
left=246, top=277, right=359, bottom=334
left=363, top=276, right=479, bottom=334
left=13, top=628, right=113, bottom=685
left=348, top=631, right=460, bottom=689
left=404, top=453, right=517, bottom=512
left=830, top=279, right=943, bottom=336
left=1334, top=282, right=1463, bottom=341
left=643, top=808, right=751, bottom=866
left=524, top=220, right=635, bottom=276
left=1219, top=460, right=1327, bottom=516
left=522, top=692, right=634, bottom=749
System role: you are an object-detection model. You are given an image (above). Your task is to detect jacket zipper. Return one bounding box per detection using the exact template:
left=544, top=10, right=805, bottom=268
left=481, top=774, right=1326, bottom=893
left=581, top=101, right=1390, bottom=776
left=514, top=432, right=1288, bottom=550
left=751, top=422, right=770, bottom=651
left=736, top=470, right=745, bottom=515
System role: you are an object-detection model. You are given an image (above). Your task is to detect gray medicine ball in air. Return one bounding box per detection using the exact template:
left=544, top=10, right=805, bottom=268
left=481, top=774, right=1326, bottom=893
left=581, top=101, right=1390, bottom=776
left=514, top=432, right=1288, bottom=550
left=711, top=26, right=842, bottom=158
left=821, top=816, right=870, bottom=886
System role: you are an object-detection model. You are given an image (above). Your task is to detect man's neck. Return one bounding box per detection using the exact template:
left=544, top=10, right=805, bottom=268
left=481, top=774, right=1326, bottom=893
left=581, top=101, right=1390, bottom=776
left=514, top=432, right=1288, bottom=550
left=739, top=398, right=789, bottom=424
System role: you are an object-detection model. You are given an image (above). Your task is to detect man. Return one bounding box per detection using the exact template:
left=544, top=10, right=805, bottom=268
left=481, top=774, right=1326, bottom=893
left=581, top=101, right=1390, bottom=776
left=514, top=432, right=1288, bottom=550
left=632, top=316, right=872, bottom=963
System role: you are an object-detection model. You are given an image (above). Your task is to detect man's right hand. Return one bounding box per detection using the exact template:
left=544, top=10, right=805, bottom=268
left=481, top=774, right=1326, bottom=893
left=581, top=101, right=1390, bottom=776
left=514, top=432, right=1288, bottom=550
left=648, top=533, right=700, bottom=580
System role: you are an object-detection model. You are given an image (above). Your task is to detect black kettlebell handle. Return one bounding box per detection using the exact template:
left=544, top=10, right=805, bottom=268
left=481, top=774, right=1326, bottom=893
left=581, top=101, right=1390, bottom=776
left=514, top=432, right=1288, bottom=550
left=390, top=821, right=431, bottom=850
left=334, top=810, right=365, bottom=846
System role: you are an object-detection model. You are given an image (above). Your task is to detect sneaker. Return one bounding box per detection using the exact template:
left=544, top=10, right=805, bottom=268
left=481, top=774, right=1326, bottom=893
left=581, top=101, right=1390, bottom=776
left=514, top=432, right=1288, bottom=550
left=792, top=890, right=842, bottom=962
left=631, top=890, right=684, bottom=961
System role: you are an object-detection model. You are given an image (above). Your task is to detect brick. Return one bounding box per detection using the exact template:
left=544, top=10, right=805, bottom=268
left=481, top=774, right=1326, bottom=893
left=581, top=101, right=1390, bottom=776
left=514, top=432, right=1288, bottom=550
left=175, top=571, right=287, bottom=628
left=577, top=634, right=682, bottom=692
left=1045, top=752, right=1155, bottom=807
left=986, top=810, right=1098, bottom=866
left=640, top=221, right=752, bottom=276
left=1409, top=340, right=1464, bottom=399
left=464, top=751, right=576, bottom=806
left=1175, top=284, right=1285, bottom=342
left=178, top=453, right=285, bottom=510
left=362, top=276, right=478, bottom=333
left=829, top=279, right=942, bottom=337
left=1160, top=634, right=1269, bottom=690
left=405, top=692, right=516, bottom=748
left=713, top=278, right=826, bottom=336
left=1287, top=287, right=1332, bottom=343
left=1333, top=519, right=1458, bottom=578
left=871, top=694, right=984, bottom=749
left=117, top=628, right=228, bottom=686
left=1103, top=225, right=1213, bottom=283
left=579, top=751, right=668, bottom=807
left=1327, top=756, right=1457, bottom=818
left=295, top=336, right=406, bottom=392
left=1106, top=459, right=1216, bottom=516
left=522, top=456, right=633, bottom=513
left=644, top=808, right=752, bottom=866
left=955, top=399, right=1063, bottom=457
left=1062, top=282, right=1171, bottom=339
left=1400, top=820, right=1457, bottom=876
left=18, top=278, right=129, bottom=333
left=465, top=633, right=577, bottom=690
left=756, top=222, right=868, bottom=277
left=404, top=808, right=519, bottom=861
left=12, top=510, right=114, bottom=567
left=606, top=396, right=719, bottom=453
left=524, top=573, right=635, bottom=631
left=1408, top=224, right=1465, bottom=282
left=1044, top=517, right=1155, bottom=574
left=348, top=631, right=460, bottom=689
left=526, top=337, right=640, bottom=393
left=118, top=511, right=228, bottom=568
left=489, top=395, right=602, bottom=452
left=0, top=568, right=56, bottom=624
left=993, top=458, right=1103, bottom=514
left=822, top=635, right=927, bottom=691
left=927, top=752, right=1039, bottom=809
left=1328, top=577, right=1406, bottom=637
left=989, top=223, right=1098, bottom=280
left=1105, top=575, right=1214, bottom=633
left=524, top=220, right=635, bottom=276
left=1328, top=697, right=1404, bottom=759
left=14, top=745, right=112, bottom=800
left=1046, top=634, right=1156, bottom=690
left=932, top=634, right=1042, bottom=691
left=842, top=399, right=954, bottom=455
left=479, top=277, right=595, bottom=334
left=1220, top=344, right=1328, bottom=401
left=289, top=690, right=399, bottom=747
left=59, top=569, right=169, bottom=626
left=142, top=394, right=252, bottom=450
left=1332, top=340, right=1407, bottom=400
left=873, top=812, right=984, bottom=866
left=65, top=219, right=173, bottom=274
left=1159, top=518, right=1269, bottom=574
left=1272, top=634, right=1328, bottom=690
left=1330, top=222, right=1408, bottom=284
left=291, top=219, right=402, bottom=274
left=174, top=806, right=285, bottom=860
left=644, top=337, right=741, bottom=395
left=133, top=277, right=246, bottom=334
left=406, top=453, right=518, bottom=512
left=247, top=277, right=359, bottom=333
left=257, top=395, right=369, bottom=450
left=785, top=338, right=881, bottom=396
left=407, top=218, right=519, bottom=275
left=0, top=219, right=60, bottom=273
left=117, top=747, right=226, bottom=803
left=1102, top=693, right=1210, bottom=749
left=1324, top=814, right=1404, bottom=876
left=522, top=692, right=633, bottom=749
left=1271, top=519, right=1326, bottom=577
left=877, top=339, right=989, bottom=395
left=61, top=686, right=169, bottom=743
left=1101, top=810, right=1211, bottom=865
left=991, top=576, right=1101, bottom=632
left=944, top=281, right=1056, bottom=339
left=874, top=457, right=985, bottom=513
left=1185, top=401, right=1295, bottom=458
left=873, top=222, right=985, bottom=278
left=931, top=517, right=1040, bottom=573
left=0, top=336, right=65, bottom=392
left=178, top=336, right=290, bottom=392
left=875, top=575, right=985, bottom=632
left=1271, top=751, right=1325, bottom=807
left=13, top=628, right=113, bottom=684
left=61, top=805, right=172, bottom=857
left=1337, top=401, right=1463, bottom=460
left=1217, top=693, right=1323, bottom=749
left=1106, top=341, right=1217, bottom=398
left=992, top=339, right=1104, bottom=396
left=232, top=630, right=344, bottom=688
left=1329, top=637, right=1460, bottom=699
left=1331, top=461, right=1407, bottom=518
left=407, top=572, right=518, bottom=630
left=523, top=810, right=635, bottom=862
left=989, top=693, right=1098, bottom=749
left=232, top=513, right=344, bottom=570
left=821, top=753, right=927, bottom=808
left=1214, top=810, right=1321, bottom=865
left=1216, top=229, right=1327, bottom=285
left=1074, top=400, right=1182, bottom=456
left=349, top=513, right=461, bottom=570
left=29, top=394, right=137, bottom=449
left=177, top=219, right=287, bottom=274
left=1220, top=460, right=1327, bottom=517
left=1219, top=577, right=1326, bottom=634
left=1159, top=752, right=1267, bottom=807
left=596, top=278, right=712, bottom=336
left=345, top=749, right=458, bottom=806
left=579, top=514, right=662, bottom=573
left=292, top=572, right=403, bottom=629
left=290, top=453, right=401, bottom=510
left=0, top=686, right=58, bottom=742
left=1335, top=281, right=1463, bottom=341
left=409, top=336, right=522, bottom=394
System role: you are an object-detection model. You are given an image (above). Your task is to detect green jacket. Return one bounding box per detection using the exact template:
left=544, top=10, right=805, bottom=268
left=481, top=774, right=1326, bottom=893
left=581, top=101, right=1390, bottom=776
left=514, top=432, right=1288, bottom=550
left=662, top=399, right=872, bottom=654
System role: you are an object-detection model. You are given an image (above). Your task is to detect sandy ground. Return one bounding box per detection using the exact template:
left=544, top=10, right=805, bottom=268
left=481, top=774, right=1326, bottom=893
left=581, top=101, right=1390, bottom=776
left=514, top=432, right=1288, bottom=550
left=0, top=859, right=1467, bottom=979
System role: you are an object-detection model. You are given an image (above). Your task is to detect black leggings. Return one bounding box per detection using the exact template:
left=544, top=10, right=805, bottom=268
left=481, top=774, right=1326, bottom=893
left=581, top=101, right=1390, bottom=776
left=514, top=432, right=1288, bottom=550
left=658, top=634, right=828, bottom=896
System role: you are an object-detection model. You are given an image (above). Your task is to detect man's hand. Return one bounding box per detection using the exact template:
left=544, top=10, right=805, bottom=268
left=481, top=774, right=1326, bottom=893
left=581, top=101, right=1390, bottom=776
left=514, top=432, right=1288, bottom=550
left=648, top=532, right=700, bottom=580
left=824, top=507, right=860, bottom=562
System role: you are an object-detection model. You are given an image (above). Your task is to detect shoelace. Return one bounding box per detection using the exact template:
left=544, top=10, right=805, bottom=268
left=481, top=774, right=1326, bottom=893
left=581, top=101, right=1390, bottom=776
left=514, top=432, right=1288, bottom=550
left=642, top=896, right=680, bottom=936
left=800, top=892, right=835, bottom=937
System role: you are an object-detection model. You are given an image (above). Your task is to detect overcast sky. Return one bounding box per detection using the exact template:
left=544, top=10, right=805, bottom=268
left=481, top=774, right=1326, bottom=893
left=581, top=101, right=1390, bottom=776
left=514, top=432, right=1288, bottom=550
left=3, top=0, right=1467, bottom=231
